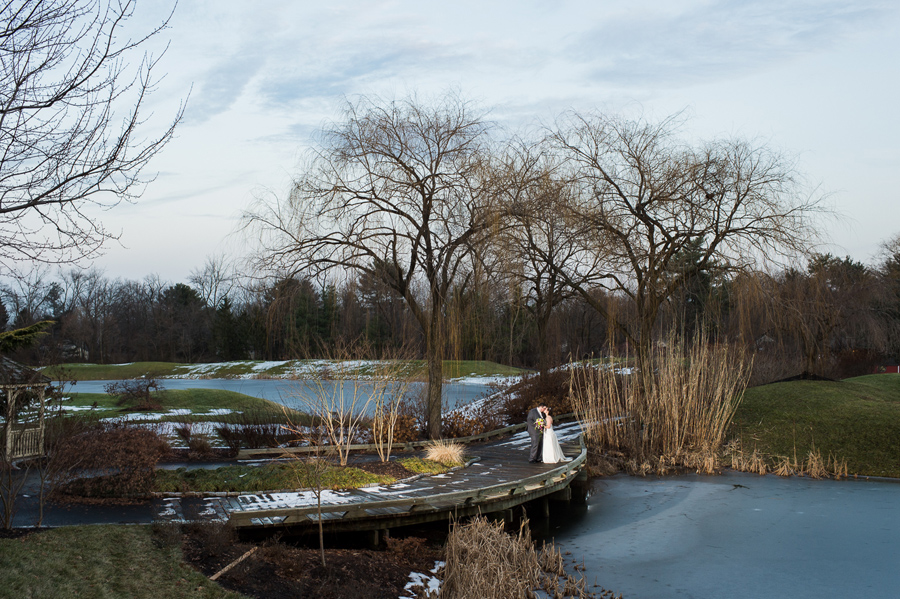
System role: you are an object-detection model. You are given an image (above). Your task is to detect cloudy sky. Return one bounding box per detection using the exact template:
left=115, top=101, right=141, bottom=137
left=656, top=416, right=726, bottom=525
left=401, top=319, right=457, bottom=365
left=89, top=0, right=899, bottom=282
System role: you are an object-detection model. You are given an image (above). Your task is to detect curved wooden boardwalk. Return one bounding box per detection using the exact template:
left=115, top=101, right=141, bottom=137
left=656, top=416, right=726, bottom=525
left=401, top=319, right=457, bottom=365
left=155, top=421, right=586, bottom=534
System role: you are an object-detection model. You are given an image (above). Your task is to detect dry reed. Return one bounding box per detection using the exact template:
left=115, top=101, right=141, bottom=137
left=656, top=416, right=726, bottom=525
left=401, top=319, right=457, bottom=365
left=774, top=456, right=797, bottom=477
left=805, top=448, right=827, bottom=479
left=572, top=331, right=752, bottom=473
left=830, top=454, right=848, bottom=479
left=438, top=517, right=606, bottom=599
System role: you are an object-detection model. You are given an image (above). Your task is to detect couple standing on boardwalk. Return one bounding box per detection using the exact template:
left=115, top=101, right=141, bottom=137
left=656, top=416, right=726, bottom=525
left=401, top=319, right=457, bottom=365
left=526, top=405, right=568, bottom=463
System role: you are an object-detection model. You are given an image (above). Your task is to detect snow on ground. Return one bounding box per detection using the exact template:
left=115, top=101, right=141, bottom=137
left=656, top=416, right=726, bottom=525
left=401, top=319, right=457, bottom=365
left=401, top=561, right=444, bottom=599
left=164, top=359, right=405, bottom=380
left=496, top=421, right=583, bottom=448
left=447, top=374, right=519, bottom=386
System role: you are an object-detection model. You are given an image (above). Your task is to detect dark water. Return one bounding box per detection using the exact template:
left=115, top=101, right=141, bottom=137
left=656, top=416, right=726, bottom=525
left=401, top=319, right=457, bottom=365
left=65, top=378, right=491, bottom=412
left=537, top=471, right=900, bottom=598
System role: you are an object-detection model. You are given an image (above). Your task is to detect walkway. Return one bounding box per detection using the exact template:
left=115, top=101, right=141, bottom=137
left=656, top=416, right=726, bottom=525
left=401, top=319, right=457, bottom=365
left=156, top=421, right=586, bottom=532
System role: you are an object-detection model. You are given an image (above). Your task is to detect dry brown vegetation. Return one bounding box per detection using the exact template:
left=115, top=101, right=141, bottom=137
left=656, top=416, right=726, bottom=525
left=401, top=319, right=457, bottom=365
left=437, top=517, right=618, bottom=599
left=727, top=440, right=851, bottom=480
left=423, top=439, right=466, bottom=466
left=53, top=421, right=169, bottom=498
left=572, top=334, right=752, bottom=475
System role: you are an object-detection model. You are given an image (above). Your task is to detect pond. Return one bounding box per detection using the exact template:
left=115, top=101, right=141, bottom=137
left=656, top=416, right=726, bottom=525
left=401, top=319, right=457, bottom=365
left=536, top=471, right=900, bottom=598
left=65, top=378, right=493, bottom=413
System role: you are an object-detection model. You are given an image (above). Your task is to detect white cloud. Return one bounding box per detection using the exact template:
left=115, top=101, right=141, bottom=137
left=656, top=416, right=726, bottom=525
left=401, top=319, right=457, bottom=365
left=65, top=0, right=900, bottom=281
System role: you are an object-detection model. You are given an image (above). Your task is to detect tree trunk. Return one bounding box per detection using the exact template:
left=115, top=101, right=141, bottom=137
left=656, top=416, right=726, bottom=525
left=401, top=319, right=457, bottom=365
left=425, top=299, right=444, bottom=439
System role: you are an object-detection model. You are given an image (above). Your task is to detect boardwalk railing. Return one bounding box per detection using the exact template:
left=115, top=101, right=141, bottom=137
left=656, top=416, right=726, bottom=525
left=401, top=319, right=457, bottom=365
left=2, top=424, right=44, bottom=461
left=236, top=413, right=580, bottom=460
left=229, top=435, right=586, bottom=529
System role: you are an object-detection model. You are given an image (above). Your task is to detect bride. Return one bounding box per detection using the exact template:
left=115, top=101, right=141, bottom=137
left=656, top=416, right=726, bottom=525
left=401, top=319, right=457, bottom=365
left=542, top=411, right=569, bottom=464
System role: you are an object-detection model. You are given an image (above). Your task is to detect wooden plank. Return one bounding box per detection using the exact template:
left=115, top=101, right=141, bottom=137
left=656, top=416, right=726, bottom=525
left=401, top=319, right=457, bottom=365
left=223, top=434, right=587, bottom=530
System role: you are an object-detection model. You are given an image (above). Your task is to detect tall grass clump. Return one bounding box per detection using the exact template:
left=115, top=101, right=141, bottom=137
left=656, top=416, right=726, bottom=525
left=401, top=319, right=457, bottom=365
left=438, top=517, right=606, bottom=599
left=424, top=439, right=466, bottom=466
left=572, top=331, right=752, bottom=474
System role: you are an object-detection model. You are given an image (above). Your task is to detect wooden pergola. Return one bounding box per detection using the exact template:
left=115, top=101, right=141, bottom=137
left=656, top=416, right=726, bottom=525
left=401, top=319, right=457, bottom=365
left=1, top=357, right=52, bottom=462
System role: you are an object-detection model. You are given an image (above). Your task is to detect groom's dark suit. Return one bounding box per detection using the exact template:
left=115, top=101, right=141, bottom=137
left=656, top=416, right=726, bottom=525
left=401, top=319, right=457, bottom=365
left=527, top=407, right=543, bottom=462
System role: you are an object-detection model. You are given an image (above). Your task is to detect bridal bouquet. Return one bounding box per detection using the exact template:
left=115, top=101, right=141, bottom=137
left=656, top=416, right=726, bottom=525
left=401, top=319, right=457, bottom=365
left=534, top=417, right=546, bottom=432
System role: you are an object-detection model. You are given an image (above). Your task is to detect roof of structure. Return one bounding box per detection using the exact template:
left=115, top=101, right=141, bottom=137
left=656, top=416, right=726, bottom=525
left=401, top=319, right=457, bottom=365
left=0, top=357, right=51, bottom=388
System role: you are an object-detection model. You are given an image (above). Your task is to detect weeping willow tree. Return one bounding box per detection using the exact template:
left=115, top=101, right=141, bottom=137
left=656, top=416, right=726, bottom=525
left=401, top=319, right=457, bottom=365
left=246, top=93, right=504, bottom=439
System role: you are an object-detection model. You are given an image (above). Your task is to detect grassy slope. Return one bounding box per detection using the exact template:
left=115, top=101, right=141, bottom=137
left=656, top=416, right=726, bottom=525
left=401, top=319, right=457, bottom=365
left=732, top=374, right=900, bottom=477
left=42, top=359, right=527, bottom=381
left=0, top=525, right=245, bottom=598
left=58, top=388, right=306, bottom=423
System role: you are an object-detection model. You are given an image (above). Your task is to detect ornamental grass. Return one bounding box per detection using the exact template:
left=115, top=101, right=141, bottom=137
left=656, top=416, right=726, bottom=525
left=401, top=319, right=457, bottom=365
left=424, top=439, right=466, bottom=466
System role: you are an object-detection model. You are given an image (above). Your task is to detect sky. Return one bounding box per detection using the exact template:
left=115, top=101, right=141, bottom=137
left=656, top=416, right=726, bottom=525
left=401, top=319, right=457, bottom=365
left=78, top=0, right=900, bottom=283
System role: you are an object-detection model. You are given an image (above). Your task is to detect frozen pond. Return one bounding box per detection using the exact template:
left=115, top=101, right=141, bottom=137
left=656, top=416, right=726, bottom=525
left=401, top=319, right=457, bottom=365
left=65, top=378, right=493, bottom=413
left=540, top=472, right=900, bottom=598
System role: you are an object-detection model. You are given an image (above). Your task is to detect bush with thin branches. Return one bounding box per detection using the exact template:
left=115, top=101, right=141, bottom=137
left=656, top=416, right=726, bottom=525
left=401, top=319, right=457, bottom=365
left=293, top=342, right=415, bottom=465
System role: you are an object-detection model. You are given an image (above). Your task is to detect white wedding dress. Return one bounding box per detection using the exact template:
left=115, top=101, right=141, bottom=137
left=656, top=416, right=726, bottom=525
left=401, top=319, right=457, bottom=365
left=542, top=425, right=569, bottom=463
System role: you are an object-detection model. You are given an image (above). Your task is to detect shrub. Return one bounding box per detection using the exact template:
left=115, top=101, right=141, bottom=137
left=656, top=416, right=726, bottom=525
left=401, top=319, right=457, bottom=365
left=390, top=396, right=422, bottom=443
left=442, top=412, right=486, bottom=438
left=500, top=369, right=579, bottom=425
left=173, top=422, right=215, bottom=457
left=53, top=422, right=169, bottom=497
left=441, top=517, right=596, bottom=599
left=104, top=377, right=164, bottom=410
left=213, top=411, right=293, bottom=450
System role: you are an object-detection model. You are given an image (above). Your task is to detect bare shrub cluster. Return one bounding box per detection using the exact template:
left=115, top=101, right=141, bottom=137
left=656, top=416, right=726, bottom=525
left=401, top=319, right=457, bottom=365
left=173, top=421, right=214, bottom=457
left=53, top=422, right=169, bottom=497
left=104, top=377, right=164, bottom=410
left=572, top=333, right=752, bottom=474
left=215, top=411, right=294, bottom=452
left=442, top=398, right=506, bottom=439
left=292, top=344, right=415, bottom=464
left=500, top=369, right=581, bottom=425
left=437, top=517, right=611, bottom=599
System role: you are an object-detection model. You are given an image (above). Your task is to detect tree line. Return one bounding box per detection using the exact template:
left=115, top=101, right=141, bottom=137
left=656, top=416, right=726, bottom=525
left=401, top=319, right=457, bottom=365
left=4, top=240, right=899, bottom=380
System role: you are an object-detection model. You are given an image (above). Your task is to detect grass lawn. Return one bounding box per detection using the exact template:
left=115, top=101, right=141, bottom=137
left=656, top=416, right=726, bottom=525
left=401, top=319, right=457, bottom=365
left=732, top=374, right=900, bottom=477
left=0, top=525, right=246, bottom=598
left=55, top=388, right=307, bottom=424
left=155, top=462, right=391, bottom=493
left=41, top=359, right=527, bottom=381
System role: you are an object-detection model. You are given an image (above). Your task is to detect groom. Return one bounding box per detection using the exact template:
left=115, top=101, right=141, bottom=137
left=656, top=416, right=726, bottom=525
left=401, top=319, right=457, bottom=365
left=527, top=405, right=548, bottom=463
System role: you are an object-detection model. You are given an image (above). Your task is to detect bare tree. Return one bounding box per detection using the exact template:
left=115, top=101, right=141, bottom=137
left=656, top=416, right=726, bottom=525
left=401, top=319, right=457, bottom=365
left=189, top=254, right=236, bottom=309
left=546, top=112, right=822, bottom=379
left=494, top=142, right=579, bottom=372
left=247, top=93, right=498, bottom=438
left=0, top=0, right=184, bottom=271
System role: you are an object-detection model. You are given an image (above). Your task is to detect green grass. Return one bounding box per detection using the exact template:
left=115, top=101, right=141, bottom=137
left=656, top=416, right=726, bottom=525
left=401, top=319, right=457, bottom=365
left=41, top=359, right=527, bottom=381
left=442, top=360, right=527, bottom=379
left=732, top=374, right=900, bottom=477
left=397, top=457, right=459, bottom=474
left=44, top=361, right=187, bottom=380
left=154, top=462, right=391, bottom=493
left=0, top=525, right=246, bottom=598
left=53, top=388, right=307, bottom=424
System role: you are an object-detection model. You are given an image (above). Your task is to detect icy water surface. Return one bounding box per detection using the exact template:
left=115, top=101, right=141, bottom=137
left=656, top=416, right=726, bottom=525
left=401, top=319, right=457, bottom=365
left=66, top=378, right=492, bottom=413
left=539, top=471, right=900, bottom=598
